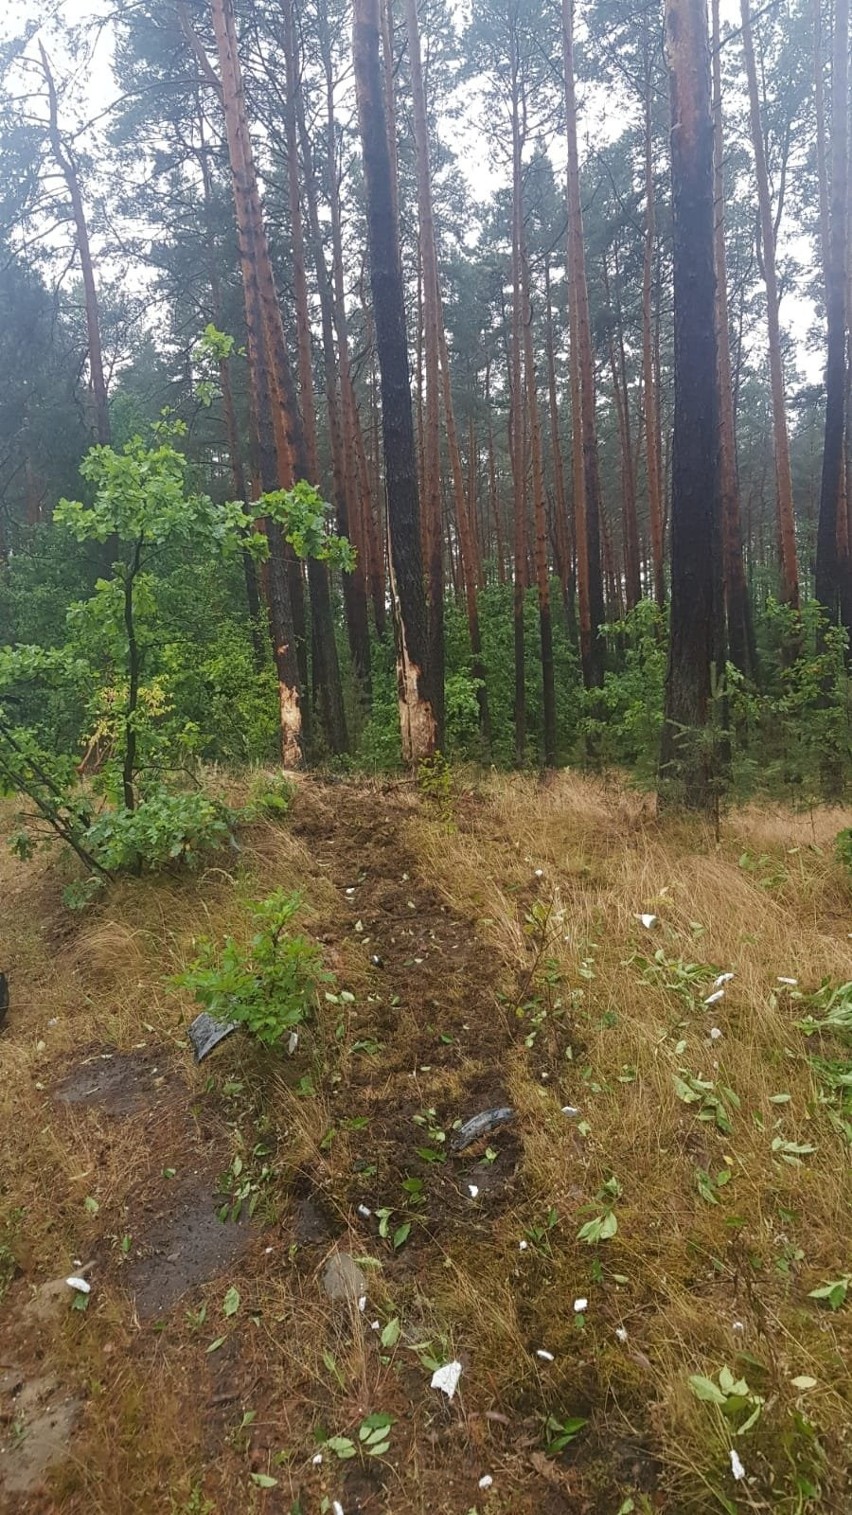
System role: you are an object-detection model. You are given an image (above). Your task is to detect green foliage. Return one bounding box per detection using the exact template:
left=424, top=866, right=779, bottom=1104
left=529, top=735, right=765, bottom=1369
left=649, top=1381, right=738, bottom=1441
left=260, top=481, right=355, bottom=572
left=55, top=431, right=259, bottom=559
left=175, top=891, right=328, bottom=1047
left=81, top=789, right=237, bottom=875
left=582, top=600, right=666, bottom=773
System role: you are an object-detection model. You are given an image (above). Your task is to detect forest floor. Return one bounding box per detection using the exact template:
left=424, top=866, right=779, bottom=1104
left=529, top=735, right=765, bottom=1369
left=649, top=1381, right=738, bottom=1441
left=1, top=769, right=852, bottom=1515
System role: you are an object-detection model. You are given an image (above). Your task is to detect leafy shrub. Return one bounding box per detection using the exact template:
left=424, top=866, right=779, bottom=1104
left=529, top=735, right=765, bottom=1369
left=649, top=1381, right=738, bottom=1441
left=836, top=828, right=852, bottom=878
left=245, top=772, right=296, bottom=818
left=174, top=890, right=328, bottom=1046
left=82, top=789, right=237, bottom=874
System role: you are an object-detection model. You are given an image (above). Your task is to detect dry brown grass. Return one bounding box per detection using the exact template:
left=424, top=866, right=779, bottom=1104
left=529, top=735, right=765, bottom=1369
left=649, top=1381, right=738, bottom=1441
left=2, top=773, right=852, bottom=1513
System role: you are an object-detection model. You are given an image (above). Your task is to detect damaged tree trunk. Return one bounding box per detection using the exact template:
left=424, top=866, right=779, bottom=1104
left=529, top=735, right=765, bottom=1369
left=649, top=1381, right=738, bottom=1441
left=353, top=0, right=437, bottom=762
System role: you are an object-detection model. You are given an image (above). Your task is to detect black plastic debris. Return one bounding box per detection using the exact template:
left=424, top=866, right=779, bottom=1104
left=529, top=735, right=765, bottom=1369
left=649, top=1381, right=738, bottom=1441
left=0, top=972, right=8, bottom=1031
left=187, top=1011, right=239, bottom=1063
left=452, top=1106, right=515, bottom=1151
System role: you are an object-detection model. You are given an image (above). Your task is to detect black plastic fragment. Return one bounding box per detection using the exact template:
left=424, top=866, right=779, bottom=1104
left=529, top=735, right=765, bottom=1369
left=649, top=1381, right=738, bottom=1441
left=187, top=1011, right=239, bottom=1063
left=452, top=1106, right=515, bottom=1151
left=0, top=972, right=8, bottom=1030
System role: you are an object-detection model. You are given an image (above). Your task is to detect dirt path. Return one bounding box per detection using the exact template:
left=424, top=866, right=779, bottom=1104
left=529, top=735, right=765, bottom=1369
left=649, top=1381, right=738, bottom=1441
left=1, top=780, right=544, bottom=1515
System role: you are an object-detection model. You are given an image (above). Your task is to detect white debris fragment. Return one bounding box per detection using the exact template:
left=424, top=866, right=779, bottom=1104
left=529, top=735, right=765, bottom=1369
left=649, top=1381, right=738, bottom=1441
left=311, top=1452, right=323, bottom=1466
left=534, top=868, right=544, bottom=878
left=709, top=1027, right=723, bottom=1041
left=704, top=989, right=725, bottom=1005
left=65, top=1276, right=90, bottom=1294
left=287, top=1031, right=299, bottom=1055
left=431, top=1360, right=463, bottom=1400
left=478, top=1474, right=494, bottom=1489
left=354, top=920, right=364, bottom=933
left=636, top=913, right=657, bottom=929
left=729, top=1448, right=746, bottom=1481
left=519, top=1240, right=529, bottom=1251
left=345, top=887, right=356, bottom=896
left=561, top=1105, right=580, bottom=1117
left=357, top=1204, right=372, bottom=1218
left=615, top=1326, right=628, bottom=1342
left=732, top=1321, right=745, bottom=1333
left=358, top=1295, right=367, bottom=1313
left=777, top=977, right=798, bottom=986
left=714, top=972, right=735, bottom=988
left=535, top=1349, right=555, bottom=1362
left=468, top=1185, right=479, bottom=1199
left=332, top=1502, right=345, bottom=1515
left=370, top=1320, right=380, bottom=1331
left=573, top=1297, right=588, bottom=1313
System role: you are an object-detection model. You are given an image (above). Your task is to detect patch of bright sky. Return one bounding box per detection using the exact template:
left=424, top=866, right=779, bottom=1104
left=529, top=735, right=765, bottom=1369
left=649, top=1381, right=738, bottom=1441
left=1, top=0, right=821, bottom=381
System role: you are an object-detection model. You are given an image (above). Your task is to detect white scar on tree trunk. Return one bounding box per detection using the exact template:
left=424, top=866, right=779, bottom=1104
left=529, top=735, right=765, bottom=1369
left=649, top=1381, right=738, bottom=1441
left=277, top=652, right=303, bottom=769
left=386, top=518, right=437, bottom=764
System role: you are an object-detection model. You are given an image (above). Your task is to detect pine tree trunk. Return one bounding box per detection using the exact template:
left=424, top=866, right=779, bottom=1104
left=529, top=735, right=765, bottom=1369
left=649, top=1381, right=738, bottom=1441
left=209, top=0, right=303, bottom=767
left=40, top=45, right=110, bottom=448
left=740, top=0, right=800, bottom=609
left=353, top=0, right=437, bottom=762
left=509, top=38, right=527, bottom=764
left=402, top=0, right=445, bottom=748
left=544, top=260, right=572, bottom=614
left=815, top=0, right=850, bottom=626
left=603, top=252, right=641, bottom=612
left=660, top=0, right=726, bottom=812
left=521, top=241, right=557, bottom=765
left=297, top=85, right=373, bottom=698
left=642, top=27, right=665, bottom=606
left=712, top=0, right=756, bottom=675
left=562, top=0, right=605, bottom=687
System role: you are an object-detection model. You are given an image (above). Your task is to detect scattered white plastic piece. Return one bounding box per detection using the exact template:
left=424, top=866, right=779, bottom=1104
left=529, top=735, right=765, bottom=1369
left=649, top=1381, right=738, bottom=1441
left=709, top=1027, right=723, bottom=1041
left=519, top=1240, right=529, bottom=1251
left=778, top=977, right=798, bottom=986
left=332, top=1502, right=345, bottom=1515
left=704, top=989, right=725, bottom=1005
left=47, top=1017, right=59, bottom=1028
left=479, top=1474, right=494, bottom=1490
left=65, top=1276, right=90, bottom=1294
left=357, top=1204, right=372, bottom=1218
left=714, top=972, right=735, bottom=988
left=732, top=1321, right=745, bottom=1333
left=35, top=1040, right=46, bottom=1053
left=311, top=1452, right=323, bottom=1466
left=636, top=913, right=657, bottom=929
left=287, top=1031, right=299, bottom=1055
left=370, top=1320, right=380, bottom=1331
left=729, top=1449, right=746, bottom=1481
left=358, top=1295, right=367, bottom=1313
left=468, top=1185, right=479, bottom=1198
left=540, top=1072, right=549, bottom=1080
left=354, top=920, right=364, bottom=933
left=265, top=1246, right=273, bottom=1254
left=615, top=1326, right=628, bottom=1343
left=561, top=1105, right=580, bottom=1117
left=431, top=1360, right=463, bottom=1399
left=535, top=1349, right=555, bottom=1362
left=534, top=868, right=544, bottom=878
left=573, top=1297, right=588, bottom=1313
left=345, top=887, right=356, bottom=897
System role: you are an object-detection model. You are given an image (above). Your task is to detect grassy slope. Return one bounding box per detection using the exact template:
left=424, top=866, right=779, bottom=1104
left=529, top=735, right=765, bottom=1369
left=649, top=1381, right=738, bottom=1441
left=1, top=771, right=851, bottom=1515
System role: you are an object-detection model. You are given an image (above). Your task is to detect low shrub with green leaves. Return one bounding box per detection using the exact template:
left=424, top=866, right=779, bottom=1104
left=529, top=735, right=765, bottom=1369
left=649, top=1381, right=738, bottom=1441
left=174, top=890, right=328, bottom=1046
left=82, top=789, right=237, bottom=875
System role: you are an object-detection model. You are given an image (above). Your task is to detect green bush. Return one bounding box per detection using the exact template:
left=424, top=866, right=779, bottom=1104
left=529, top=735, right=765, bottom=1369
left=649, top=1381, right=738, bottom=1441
left=174, top=890, right=328, bottom=1046
left=82, top=788, right=237, bottom=874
